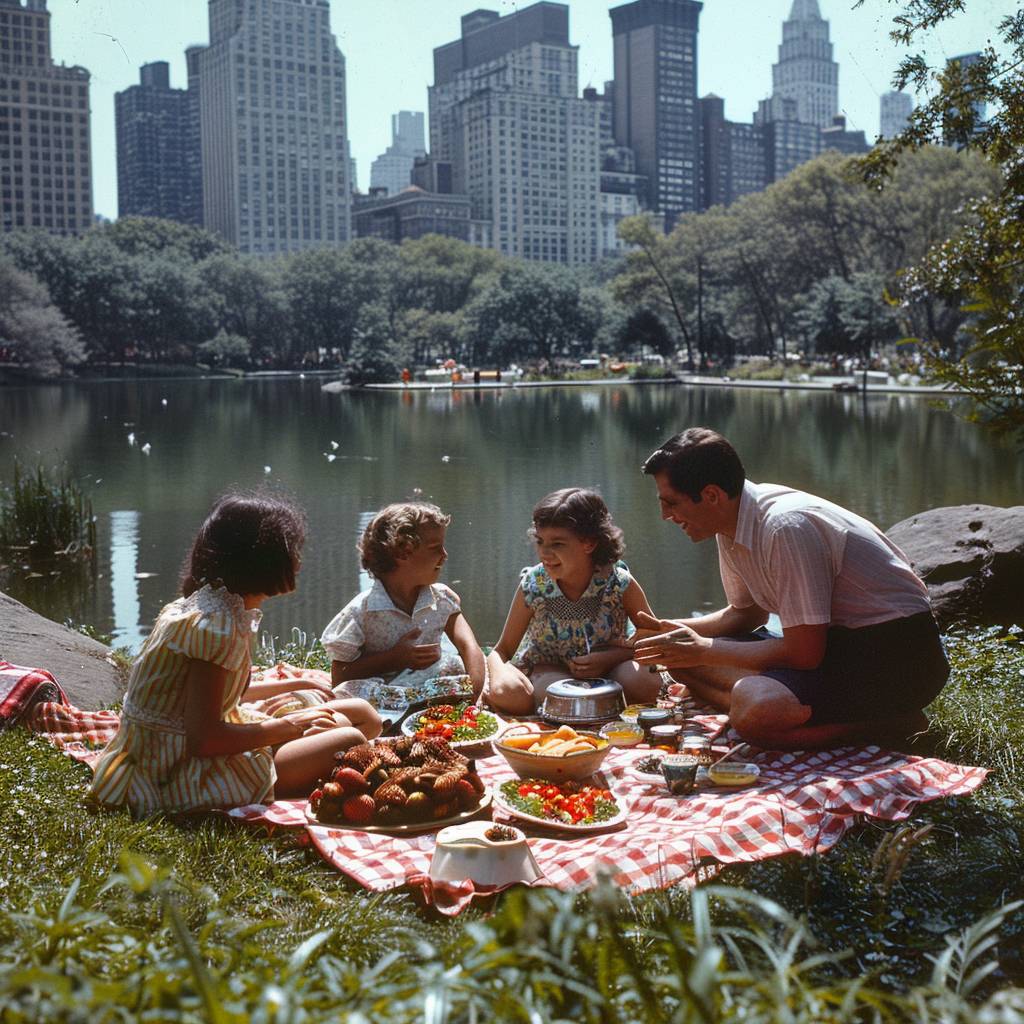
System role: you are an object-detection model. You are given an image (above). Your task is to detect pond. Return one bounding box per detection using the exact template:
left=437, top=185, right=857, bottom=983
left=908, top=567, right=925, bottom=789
left=1, top=377, right=1020, bottom=653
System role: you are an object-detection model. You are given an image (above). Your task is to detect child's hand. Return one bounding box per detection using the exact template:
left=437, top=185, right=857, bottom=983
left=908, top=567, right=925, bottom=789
left=394, top=627, right=442, bottom=670
left=567, top=650, right=622, bottom=680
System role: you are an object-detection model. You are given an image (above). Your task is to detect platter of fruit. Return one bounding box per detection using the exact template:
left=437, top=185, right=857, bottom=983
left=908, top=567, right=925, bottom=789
left=308, top=735, right=490, bottom=833
left=400, top=701, right=503, bottom=756
left=492, top=778, right=628, bottom=832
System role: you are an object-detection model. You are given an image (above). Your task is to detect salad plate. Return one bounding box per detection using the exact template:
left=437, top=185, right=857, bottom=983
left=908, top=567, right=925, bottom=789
left=400, top=701, right=503, bottom=755
left=492, top=778, right=629, bottom=833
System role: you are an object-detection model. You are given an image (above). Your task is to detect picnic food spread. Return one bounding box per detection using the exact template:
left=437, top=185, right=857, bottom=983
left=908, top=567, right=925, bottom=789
left=403, top=702, right=499, bottom=744
left=497, top=778, right=621, bottom=827
left=309, top=736, right=487, bottom=827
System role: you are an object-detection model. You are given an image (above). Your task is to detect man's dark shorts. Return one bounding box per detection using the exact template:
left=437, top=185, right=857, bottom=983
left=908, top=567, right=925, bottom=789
left=738, top=612, right=950, bottom=725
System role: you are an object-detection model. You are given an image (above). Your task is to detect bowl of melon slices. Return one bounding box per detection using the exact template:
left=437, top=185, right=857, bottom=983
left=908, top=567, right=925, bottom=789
left=493, top=723, right=611, bottom=782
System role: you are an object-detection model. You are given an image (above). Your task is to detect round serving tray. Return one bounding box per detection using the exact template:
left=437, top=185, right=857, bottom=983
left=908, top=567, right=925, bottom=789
left=306, top=791, right=492, bottom=834
left=491, top=785, right=628, bottom=834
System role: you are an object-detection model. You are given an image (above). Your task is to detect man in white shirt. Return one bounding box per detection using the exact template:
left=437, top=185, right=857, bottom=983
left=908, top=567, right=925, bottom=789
left=634, top=428, right=949, bottom=749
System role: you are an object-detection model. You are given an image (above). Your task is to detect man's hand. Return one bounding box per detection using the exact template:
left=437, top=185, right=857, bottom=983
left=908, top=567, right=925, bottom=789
left=633, top=621, right=713, bottom=669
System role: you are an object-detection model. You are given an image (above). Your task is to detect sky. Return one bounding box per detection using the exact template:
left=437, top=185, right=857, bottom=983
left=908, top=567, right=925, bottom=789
left=45, top=0, right=1009, bottom=221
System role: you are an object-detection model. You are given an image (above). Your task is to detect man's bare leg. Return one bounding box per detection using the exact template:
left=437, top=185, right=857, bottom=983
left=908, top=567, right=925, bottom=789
left=667, top=665, right=746, bottom=712
left=730, top=676, right=928, bottom=751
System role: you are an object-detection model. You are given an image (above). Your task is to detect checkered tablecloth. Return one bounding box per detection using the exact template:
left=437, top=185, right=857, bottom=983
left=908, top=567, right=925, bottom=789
left=16, top=663, right=987, bottom=916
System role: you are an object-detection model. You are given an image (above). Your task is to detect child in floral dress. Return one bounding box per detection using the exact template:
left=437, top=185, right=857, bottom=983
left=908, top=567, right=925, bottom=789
left=486, top=488, right=661, bottom=715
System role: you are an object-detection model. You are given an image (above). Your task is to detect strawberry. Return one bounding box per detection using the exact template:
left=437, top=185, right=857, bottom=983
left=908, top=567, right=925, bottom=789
left=452, top=778, right=479, bottom=810
left=341, top=794, right=376, bottom=825
left=332, top=767, right=370, bottom=794
left=321, top=781, right=344, bottom=799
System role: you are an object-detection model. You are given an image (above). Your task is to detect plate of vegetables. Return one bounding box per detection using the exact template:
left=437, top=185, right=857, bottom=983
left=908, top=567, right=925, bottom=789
left=400, top=701, right=503, bottom=755
left=493, top=778, right=628, bottom=832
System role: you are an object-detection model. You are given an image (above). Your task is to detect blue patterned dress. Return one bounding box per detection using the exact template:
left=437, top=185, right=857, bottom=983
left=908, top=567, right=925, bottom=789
left=512, top=561, right=634, bottom=673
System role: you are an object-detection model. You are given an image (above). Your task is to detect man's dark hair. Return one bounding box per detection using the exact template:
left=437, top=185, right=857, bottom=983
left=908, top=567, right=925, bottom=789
left=641, top=428, right=746, bottom=501
left=180, top=491, right=306, bottom=598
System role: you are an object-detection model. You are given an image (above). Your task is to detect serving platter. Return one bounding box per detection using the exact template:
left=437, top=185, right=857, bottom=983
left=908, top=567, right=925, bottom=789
left=400, top=705, right=504, bottom=752
left=306, top=791, right=492, bottom=834
left=491, top=782, right=629, bottom=833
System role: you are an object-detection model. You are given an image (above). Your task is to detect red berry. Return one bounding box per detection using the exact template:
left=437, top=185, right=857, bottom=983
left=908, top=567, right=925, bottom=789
left=332, top=767, right=370, bottom=794
left=341, top=794, right=376, bottom=825
left=322, top=781, right=344, bottom=799
left=452, top=779, right=479, bottom=810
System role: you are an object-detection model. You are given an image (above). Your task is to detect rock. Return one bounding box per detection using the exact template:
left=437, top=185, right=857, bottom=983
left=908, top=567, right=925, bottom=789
left=0, top=589, right=126, bottom=709
left=887, top=505, right=1024, bottom=629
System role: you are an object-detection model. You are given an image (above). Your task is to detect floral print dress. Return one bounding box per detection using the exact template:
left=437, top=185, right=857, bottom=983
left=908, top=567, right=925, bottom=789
left=512, top=561, right=634, bottom=673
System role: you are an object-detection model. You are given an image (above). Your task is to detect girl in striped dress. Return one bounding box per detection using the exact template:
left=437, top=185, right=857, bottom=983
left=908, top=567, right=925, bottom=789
left=89, top=493, right=381, bottom=816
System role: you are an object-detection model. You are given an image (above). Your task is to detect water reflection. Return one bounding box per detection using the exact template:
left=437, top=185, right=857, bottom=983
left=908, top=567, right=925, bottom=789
left=1, top=378, right=1020, bottom=653
left=109, top=510, right=147, bottom=650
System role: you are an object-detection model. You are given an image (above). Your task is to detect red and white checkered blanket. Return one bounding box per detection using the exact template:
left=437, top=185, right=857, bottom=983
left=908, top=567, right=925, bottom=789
left=14, top=662, right=987, bottom=916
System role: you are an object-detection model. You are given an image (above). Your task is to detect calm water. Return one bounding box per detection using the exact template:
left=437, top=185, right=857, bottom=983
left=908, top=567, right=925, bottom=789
left=1, top=378, right=1020, bottom=652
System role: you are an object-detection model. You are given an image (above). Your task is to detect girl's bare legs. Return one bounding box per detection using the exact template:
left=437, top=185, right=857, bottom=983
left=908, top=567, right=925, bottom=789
left=272, top=698, right=382, bottom=798
left=609, top=660, right=662, bottom=704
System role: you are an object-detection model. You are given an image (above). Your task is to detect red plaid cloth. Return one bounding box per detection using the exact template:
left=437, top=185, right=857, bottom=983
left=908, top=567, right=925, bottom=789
left=0, top=662, right=68, bottom=728
left=21, top=685, right=986, bottom=916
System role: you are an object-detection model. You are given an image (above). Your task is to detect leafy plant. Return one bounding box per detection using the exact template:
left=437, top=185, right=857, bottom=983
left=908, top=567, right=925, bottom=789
left=0, top=459, right=96, bottom=560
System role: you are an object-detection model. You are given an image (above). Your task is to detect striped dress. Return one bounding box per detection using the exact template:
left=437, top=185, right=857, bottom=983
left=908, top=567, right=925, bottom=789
left=89, top=584, right=275, bottom=815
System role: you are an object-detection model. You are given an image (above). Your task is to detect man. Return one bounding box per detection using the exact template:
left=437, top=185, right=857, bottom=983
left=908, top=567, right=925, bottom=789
left=634, top=428, right=949, bottom=749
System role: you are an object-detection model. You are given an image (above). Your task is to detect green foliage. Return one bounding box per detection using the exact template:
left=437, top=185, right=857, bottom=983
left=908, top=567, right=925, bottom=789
left=0, top=460, right=95, bottom=559
left=854, top=1, right=1024, bottom=443
left=795, top=272, right=900, bottom=358
left=343, top=303, right=403, bottom=386
left=198, top=329, right=252, bottom=369
left=0, top=260, right=85, bottom=377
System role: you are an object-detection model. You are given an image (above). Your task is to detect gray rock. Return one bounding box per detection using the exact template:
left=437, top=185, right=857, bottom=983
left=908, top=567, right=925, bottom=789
left=0, top=588, right=126, bottom=709
left=887, top=505, right=1024, bottom=628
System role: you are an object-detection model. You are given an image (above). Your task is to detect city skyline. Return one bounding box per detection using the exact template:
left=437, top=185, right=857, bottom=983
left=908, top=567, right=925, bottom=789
left=47, top=0, right=1004, bottom=221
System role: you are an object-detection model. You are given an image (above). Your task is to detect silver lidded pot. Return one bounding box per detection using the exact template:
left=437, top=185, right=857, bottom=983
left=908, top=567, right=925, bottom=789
left=539, top=678, right=626, bottom=725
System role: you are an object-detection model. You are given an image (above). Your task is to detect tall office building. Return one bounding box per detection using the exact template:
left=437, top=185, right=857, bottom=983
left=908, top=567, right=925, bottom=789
left=194, top=0, right=351, bottom=254
left=770, top=0, right=839, bottom=130
left=369, top=110, right=425, bottom=196
left=879, top=90, right=913, bottom=139
left=0, top=0, right=92, bottom=235
left=115, top=62, right=201, bottom=223
left=700, top=94, right=767, bottom=209
left=610, top=0, right=702, bottom=230
left=429, top=4, right=601, bottom=264
left=944, top=52, right=987, bottom=148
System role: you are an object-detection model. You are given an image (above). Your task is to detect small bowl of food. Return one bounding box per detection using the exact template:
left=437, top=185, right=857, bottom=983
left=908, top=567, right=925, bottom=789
left=494, top=724, right=611, bottom=782
left=599, top=720, right=644, bottom=747
left=707, top=762, right=761, bottom=788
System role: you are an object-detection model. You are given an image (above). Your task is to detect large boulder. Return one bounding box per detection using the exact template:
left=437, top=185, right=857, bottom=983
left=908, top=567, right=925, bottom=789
left=887, top=505, right=1024, bottom=629
left=0, top=589, right=126, bottom=709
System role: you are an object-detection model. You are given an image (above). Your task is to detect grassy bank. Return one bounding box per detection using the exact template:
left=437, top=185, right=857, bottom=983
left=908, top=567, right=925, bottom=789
left=1, top=627, right=1021, bottom=1020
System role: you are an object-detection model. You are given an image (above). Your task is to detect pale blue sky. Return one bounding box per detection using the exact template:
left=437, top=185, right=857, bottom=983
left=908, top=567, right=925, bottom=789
left=47, top=0, right=1008, bottom=220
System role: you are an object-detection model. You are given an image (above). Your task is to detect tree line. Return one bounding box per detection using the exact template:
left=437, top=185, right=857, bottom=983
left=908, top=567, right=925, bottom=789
left=0, top=145, right=999, bottom=383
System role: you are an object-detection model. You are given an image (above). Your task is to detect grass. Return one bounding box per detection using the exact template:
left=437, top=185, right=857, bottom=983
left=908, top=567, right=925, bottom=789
left=0, top=459, right=96, bottom=559
left=1, top=627, right=1022, bottom=1019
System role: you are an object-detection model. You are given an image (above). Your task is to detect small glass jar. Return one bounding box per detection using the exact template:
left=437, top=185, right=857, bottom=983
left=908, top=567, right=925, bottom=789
left=649, top=723, right=682, bottom=752
left=637, top=708, right=671, bottom=739
left=680, top=734, right=713, bottom=767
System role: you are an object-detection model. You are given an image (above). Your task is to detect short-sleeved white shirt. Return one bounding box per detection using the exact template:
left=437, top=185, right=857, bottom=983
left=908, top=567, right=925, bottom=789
left=320, top=579, right=461, bottom=664
left=717, top=481, right=930, bottom=630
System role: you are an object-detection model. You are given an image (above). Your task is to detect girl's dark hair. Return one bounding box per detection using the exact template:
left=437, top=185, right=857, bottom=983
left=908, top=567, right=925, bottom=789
left=531, top=488, right=624, bottom=566
left=180, top=492, right=306, bottom=599
left=359, top=502, right=451, bottom=577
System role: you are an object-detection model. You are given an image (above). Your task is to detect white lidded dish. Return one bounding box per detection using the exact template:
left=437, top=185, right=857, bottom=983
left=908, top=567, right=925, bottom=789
left=429, top=820, right=543, bottom=886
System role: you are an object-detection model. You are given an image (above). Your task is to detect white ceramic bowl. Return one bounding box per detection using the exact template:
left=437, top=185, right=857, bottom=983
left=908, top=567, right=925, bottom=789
left=429, top=820, right=542, bottom=886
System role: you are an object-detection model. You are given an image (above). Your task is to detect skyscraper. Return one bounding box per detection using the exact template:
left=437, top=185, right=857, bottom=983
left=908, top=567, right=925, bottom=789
left=944, top=52, right=987, bottom=148
left=610, top=0, right=703, bottom=230
left=879, top=90, right=913, bottom=139
left=770, top=0, right=839, bottom=130
left=115, top=62, right=201, bottom=224
left=429, top=4, right=601, bottom=264
left=700, top=94, right=768, bottom=209
left=0, top=0, right=92, bottom=235
left=369, top=111, right=425, bottom=196
left=194, top=0, right=351, bottom=254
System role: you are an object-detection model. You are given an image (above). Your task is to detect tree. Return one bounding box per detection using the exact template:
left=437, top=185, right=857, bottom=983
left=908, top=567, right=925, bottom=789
left=0, top=262, right=86, bottom=377
left=198, top=329, right=251, bottom=369
left=464, top=264, right=601, bottom=367
left=855, top=1, right=1024, bottom=442
left=343, top=303, right=402, bottom=386
left=618, top=308, right=674, bottom=359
